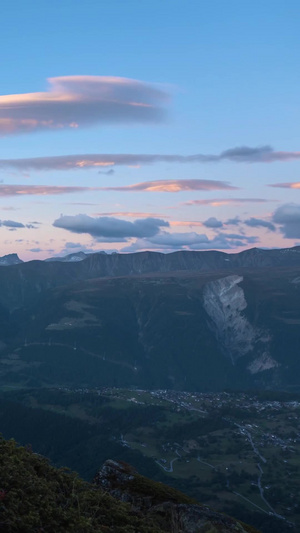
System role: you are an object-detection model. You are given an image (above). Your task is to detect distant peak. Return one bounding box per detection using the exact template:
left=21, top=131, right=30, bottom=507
left=45, top=251, right=88, bottom=263
left=0, top=253, right=23, bottom=266
left=45, top=250, right=108, bottom=263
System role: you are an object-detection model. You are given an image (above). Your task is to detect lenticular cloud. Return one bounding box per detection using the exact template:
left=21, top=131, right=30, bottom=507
left=0, top=76, right=169, bottom=135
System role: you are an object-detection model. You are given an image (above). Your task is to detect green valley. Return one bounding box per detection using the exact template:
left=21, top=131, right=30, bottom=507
left=1, top=387, right=298, bottom=532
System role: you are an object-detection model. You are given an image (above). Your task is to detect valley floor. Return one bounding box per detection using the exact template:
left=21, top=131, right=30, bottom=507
left=0, top=386, right=299, bottom=532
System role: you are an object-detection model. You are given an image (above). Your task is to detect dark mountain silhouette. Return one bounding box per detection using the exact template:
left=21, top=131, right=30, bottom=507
left=0, top=246, right=300, bottom=391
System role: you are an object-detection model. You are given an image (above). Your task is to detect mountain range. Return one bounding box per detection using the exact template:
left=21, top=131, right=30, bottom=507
left=0, top=246, right=300, bottom=391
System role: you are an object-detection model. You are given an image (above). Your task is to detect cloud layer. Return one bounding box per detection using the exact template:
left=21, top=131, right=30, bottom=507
left=215, top=146, right=300, bottom=163
left=53, top=214, right=169, bottom=241
left=244, top=217, right=276, bottom=232
left=52, top=213, right=261, bottom=252
left=0, top=185, right=103, bottom=197
left=1, top=146, right=299, bottom=169
left=0, top=76, right=168, bottom=136
left=94, top=211, right=168, bottom=218
left=121, top=231, right=259, bottom=252
left=270, top=182, right=300, bottom=189
left=182, top=198, right=268, bottom=206
left=272, top=204, right=300, bottom=238
left=99, top=179, right=237, bottom=192
left=0, top=220, right=25, bottom=228
left=203, top=217, right=223, bottom=228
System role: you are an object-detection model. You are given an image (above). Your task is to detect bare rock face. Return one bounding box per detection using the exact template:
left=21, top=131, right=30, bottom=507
left=203, top=275, right=254, bottom=361
left=94, top=460, right=257, bottom=533
left=94, top=460, right=139, bottom=504
left=203, top=275, right=277, bottom=373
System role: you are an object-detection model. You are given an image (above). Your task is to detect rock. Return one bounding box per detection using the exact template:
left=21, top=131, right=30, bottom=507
left=94, top=460, right=258, bottom=532
left=203, top=275, right=275, bottom=372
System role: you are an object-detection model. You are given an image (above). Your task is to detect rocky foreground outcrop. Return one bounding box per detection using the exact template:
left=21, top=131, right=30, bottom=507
left=94, top=459, right=259, bottom=533
left=0, top=436, right=259, bottom=533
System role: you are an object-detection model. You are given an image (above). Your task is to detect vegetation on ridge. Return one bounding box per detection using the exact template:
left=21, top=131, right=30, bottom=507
left=0, top=436, right=161, bottom=532
left=0, top=436, right=257, bottom=533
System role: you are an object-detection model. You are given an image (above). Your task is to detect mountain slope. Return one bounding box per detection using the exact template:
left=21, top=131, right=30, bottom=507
left=1, top=264, right=300, bottom=391
left=0, top=436, right=258, bottom=533
left=1, top=246, right=300, bottom=312
left=0, top=247, right=300, bottom=391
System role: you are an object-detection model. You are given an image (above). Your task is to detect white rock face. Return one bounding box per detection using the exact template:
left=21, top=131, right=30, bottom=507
left=203, top=275, right=272, bottom=368
left=291, top=277, right=300, bottom=284
left=247, top=352, right=279, bottom=374
left=45, top=251, right=88, bottom=263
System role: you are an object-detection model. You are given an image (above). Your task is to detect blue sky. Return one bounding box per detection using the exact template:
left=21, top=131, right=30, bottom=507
left=1, top=0, right=300, bottom=259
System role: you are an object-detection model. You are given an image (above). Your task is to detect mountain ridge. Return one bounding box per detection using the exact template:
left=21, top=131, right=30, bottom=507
left=0, top=246, right=300, bottom=392
left=0, top=253, right=23, bottom=266
left=1, top=246, right=300, bottom=312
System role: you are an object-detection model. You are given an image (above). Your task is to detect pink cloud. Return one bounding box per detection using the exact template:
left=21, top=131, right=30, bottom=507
left=169, top=220, right=203, bottom=227
left=270, top=182, right=300, bottom=189
left=99, top=179, right=237, bottom=192
left=0, top=76, right=169, bottom=136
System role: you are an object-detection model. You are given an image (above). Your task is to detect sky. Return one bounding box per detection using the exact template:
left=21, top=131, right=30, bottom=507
left=1, top=0, right=300, bottom=260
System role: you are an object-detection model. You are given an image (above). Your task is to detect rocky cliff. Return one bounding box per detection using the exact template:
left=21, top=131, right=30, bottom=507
left=203, top=275, right=277, bottom=374
left=94, top=459, right=258, bottom=533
